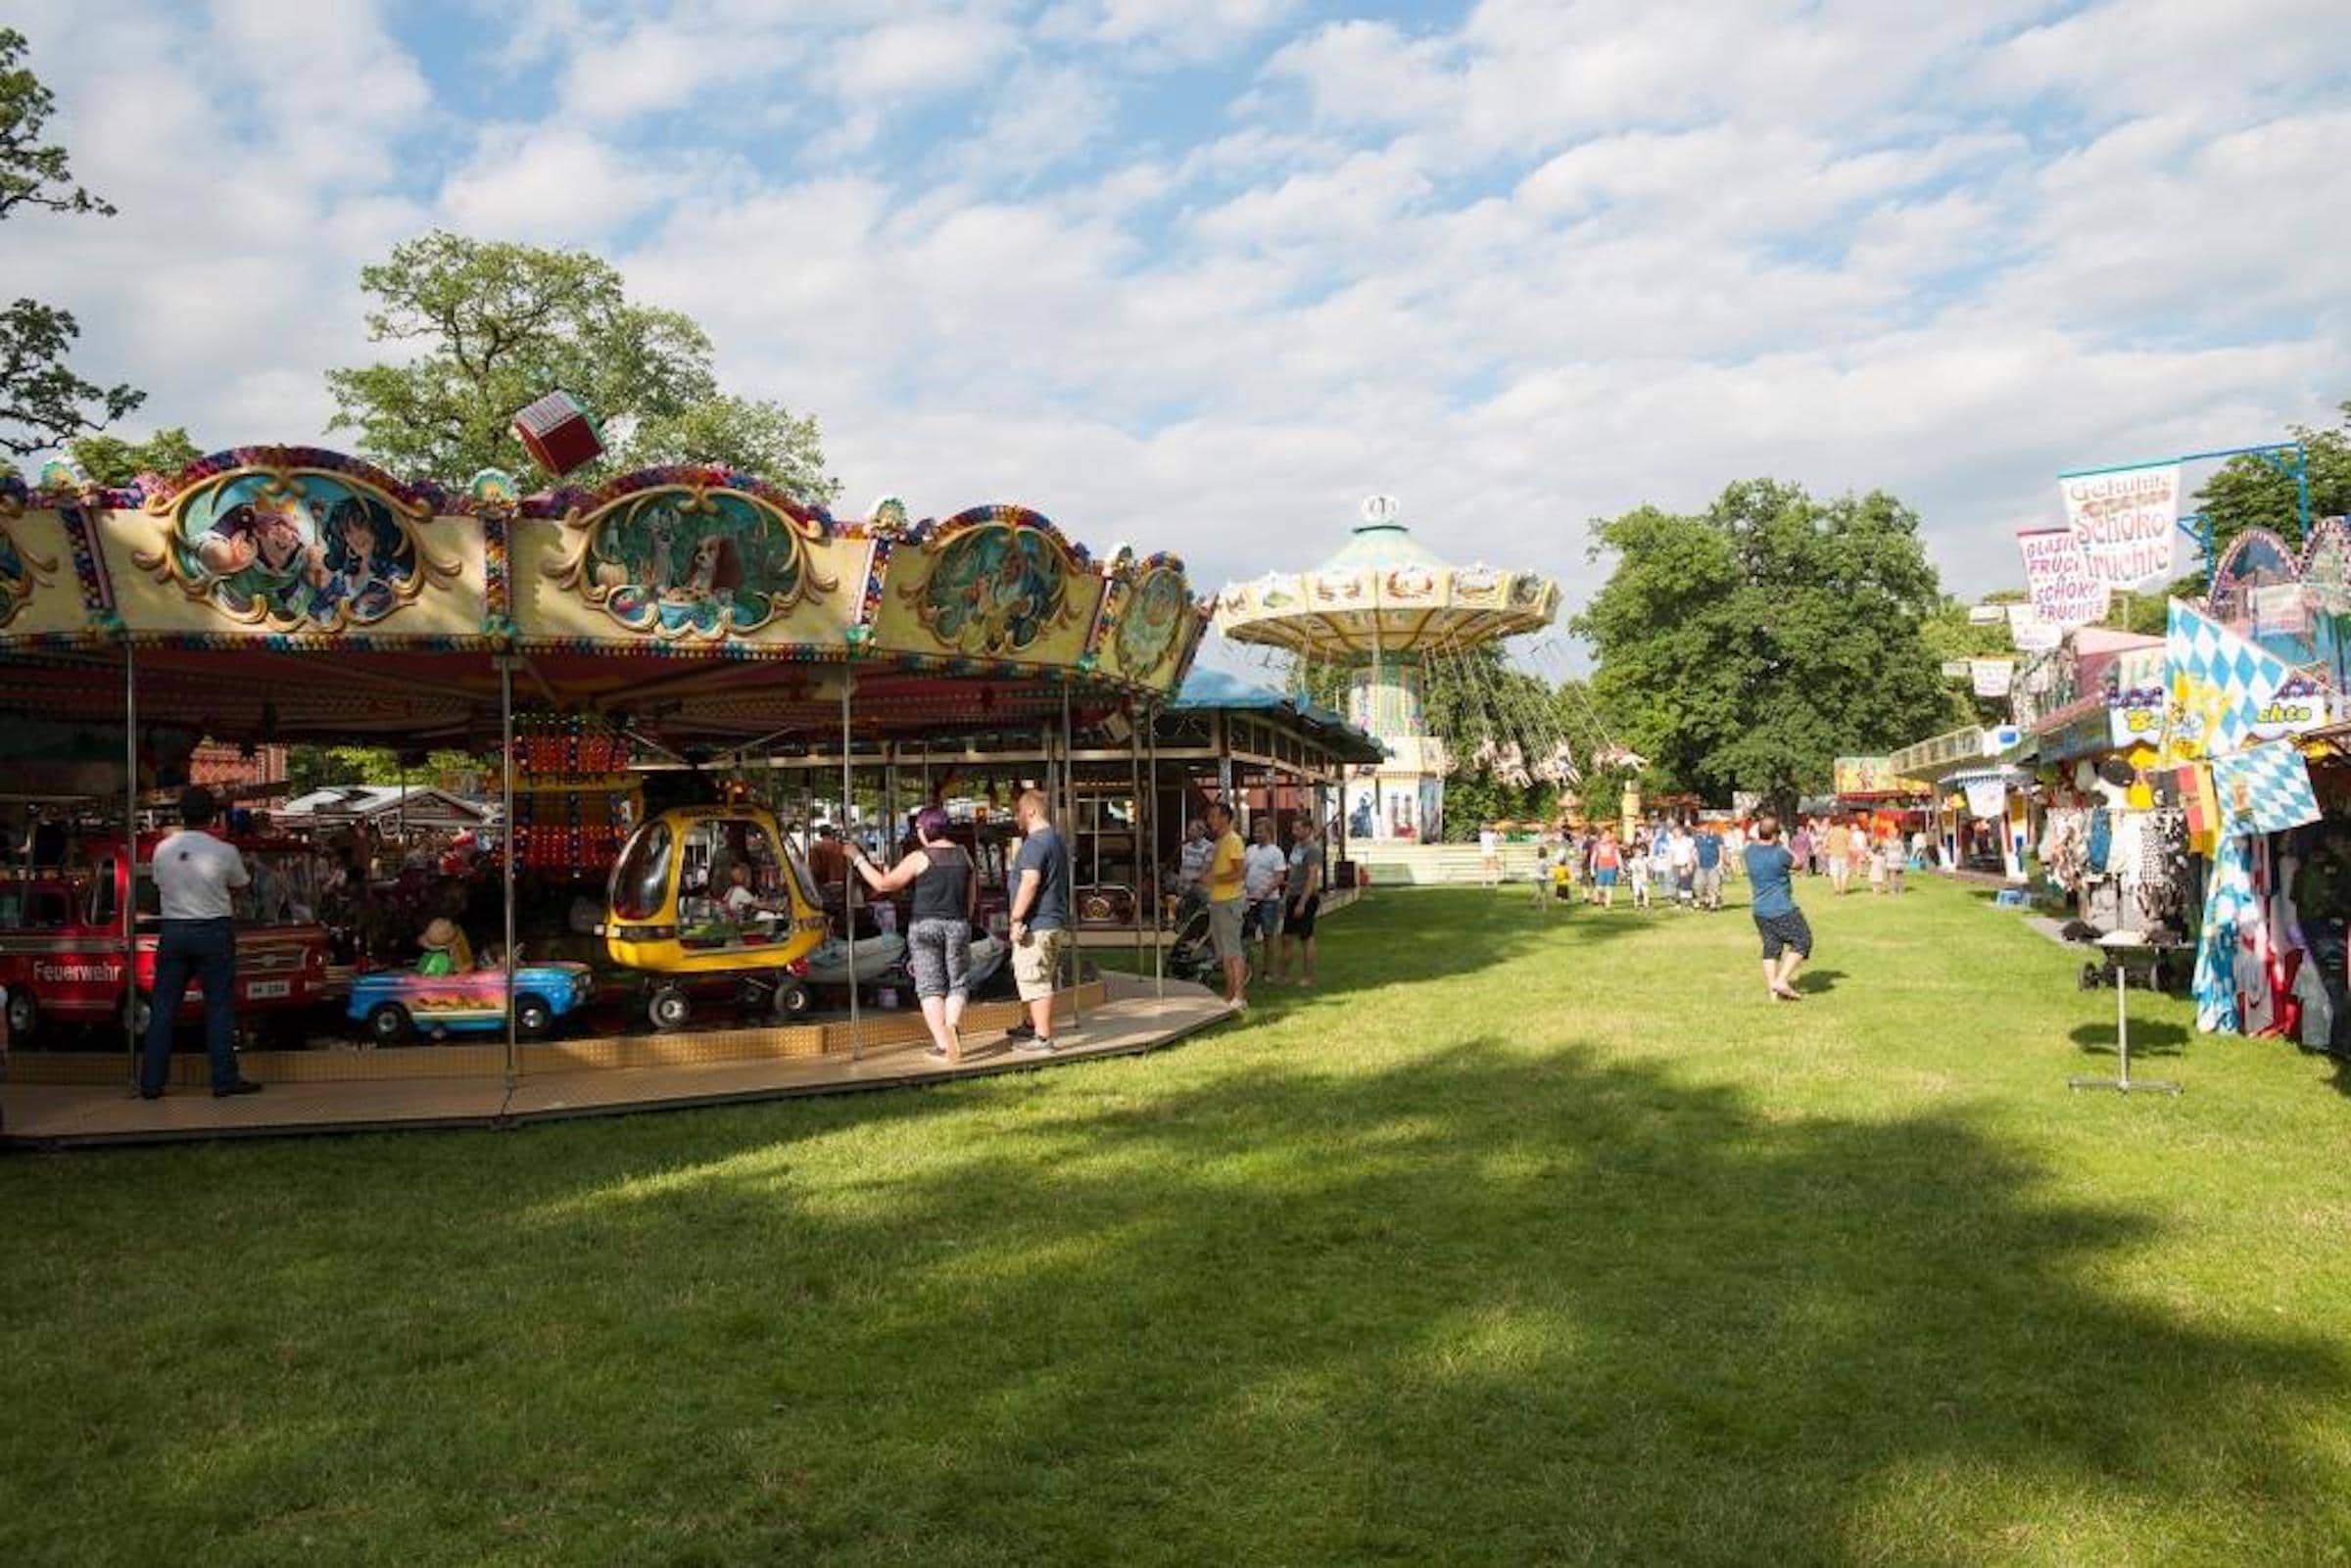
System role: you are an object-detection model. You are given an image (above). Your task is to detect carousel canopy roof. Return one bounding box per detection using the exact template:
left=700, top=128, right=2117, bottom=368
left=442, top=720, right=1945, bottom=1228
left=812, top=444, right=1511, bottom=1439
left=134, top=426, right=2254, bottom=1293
left=1167, top=666, right=1386, bottom=764
left=1214, top=495, right=1559, bottom=661
left=0, top=447, right=1211, bottom=750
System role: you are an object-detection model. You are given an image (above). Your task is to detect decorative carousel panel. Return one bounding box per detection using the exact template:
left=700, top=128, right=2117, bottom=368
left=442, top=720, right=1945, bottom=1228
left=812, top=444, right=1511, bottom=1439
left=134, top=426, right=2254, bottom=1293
left=514, top=473, right=861, bottom=652
left=1094, top=557, right=1198, bottom=689
left=871, top=505, right=1104, bottom=673
left=0, top=505, right=87, bottom=641
left=113, top=453, right=484, bottom=644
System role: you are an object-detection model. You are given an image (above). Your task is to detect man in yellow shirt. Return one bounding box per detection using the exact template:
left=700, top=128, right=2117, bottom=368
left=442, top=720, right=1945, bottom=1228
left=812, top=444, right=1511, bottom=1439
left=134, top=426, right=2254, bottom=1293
left=1204, top=800, right=1249, bottom=1007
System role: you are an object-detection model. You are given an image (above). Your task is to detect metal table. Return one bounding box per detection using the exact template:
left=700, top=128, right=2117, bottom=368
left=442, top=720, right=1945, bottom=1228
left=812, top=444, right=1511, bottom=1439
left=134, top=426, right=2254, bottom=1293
left=2069, top=931, right=2184, bottom=1095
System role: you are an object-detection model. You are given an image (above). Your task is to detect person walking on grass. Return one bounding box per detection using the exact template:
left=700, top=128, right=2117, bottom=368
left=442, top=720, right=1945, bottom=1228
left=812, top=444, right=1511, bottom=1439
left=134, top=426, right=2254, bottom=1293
left=1592, top=828, right=1622, bottom=909
left=1647, top=825, right=1673, bottom=910
left=1203, top=800, right=1249, bottom=1009
left=1879, top=827, right=1907, bottom=896
left=848, top=806, right=976, bottom=1064
left=140, top=786, right=263, bottom=1101
left=1694, top=823, right=1725, bottom=911
left=1273, top=818, right=1323, bottom=986
left=1669, top=822, right=1698, bottom=907
left=1742, top=813, right=1812, bottom=1003
left=1478, top=822, right=1503, bottom=888
left=1822, top=817, right=1850, bottom=894
left=1004, top=788, right=1075, bottom=1054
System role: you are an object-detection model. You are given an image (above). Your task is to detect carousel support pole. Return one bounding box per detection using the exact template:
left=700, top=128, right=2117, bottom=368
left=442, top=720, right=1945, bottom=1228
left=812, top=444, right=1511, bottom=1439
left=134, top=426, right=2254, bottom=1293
left=501, top=657, right=517, bottom=1093
left=1062, top=682, right=1080, bottom=1028
left=842, top=670, right=859, bottom=1061
left=1128, top=698, right=1145, bottom=981
left=122, top=641, right=139, bottom=1084
left=1146, top=699, right=1164, bottom=1000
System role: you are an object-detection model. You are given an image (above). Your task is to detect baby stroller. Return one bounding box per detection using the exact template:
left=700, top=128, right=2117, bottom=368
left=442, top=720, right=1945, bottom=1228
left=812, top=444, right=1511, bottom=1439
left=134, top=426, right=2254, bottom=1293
left=1164, top=899, right=1222, bottom=986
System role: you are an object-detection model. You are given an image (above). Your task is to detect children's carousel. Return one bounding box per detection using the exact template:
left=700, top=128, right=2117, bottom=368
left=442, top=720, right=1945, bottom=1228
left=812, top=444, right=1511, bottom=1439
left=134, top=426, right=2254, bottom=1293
left=0, top=446, right=1220, bottom=1142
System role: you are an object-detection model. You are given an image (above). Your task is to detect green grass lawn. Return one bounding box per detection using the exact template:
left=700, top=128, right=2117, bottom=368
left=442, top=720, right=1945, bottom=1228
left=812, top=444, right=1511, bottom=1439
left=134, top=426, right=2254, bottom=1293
left=7, top=878, right=2351, bottom=1565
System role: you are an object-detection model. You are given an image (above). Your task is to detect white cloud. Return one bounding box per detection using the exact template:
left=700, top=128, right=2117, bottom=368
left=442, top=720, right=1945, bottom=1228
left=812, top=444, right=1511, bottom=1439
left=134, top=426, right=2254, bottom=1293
left=439, top=126, right=679, bottom=242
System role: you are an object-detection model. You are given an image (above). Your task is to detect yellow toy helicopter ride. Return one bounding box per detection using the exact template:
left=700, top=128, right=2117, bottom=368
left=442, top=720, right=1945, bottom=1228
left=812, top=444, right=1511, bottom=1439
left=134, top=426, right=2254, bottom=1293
left=603, top=802, right=830, bottom=1029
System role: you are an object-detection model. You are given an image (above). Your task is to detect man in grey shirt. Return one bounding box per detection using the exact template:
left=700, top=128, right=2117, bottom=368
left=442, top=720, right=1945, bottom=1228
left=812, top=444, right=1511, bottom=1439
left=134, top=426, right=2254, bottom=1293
left=140, top=786, right=263, bottom=1099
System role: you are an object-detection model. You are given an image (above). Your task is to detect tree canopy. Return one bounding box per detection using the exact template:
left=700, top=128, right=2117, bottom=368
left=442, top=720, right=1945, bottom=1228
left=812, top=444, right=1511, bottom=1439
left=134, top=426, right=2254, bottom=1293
left=2193, top=399, right=2351, bottom=556
left=67, top=426, right=202, bottom=488
left=1575, top=480, right=1951, bottom=806
left=325, top=230, right=838, bottom=501
left=0, top=27, right=143, bottom=457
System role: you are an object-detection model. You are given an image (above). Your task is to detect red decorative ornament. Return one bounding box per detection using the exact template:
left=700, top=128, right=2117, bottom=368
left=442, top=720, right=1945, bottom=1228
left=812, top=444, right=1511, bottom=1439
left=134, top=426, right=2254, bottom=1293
left=510, top=391, right=605, bottom=477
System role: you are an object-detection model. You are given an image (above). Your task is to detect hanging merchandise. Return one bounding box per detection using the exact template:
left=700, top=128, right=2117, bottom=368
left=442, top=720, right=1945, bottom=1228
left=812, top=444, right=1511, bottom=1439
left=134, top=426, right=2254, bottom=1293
left=2211, top=740, right=2323, bottom=838
left=1962, top=774, right=2006, bottom=820
left=2194, top=835, right=2257, bottom=1032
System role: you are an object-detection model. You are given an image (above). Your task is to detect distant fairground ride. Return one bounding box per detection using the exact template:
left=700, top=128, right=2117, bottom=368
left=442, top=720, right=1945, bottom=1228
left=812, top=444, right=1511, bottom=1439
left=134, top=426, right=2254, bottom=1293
left=1215, top=496, right=1559, bottom=841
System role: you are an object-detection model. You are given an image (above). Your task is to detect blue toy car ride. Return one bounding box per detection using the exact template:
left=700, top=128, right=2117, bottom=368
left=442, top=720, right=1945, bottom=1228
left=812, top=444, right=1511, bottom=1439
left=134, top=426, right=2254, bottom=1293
left=347, top=963, right=596, bottom=1046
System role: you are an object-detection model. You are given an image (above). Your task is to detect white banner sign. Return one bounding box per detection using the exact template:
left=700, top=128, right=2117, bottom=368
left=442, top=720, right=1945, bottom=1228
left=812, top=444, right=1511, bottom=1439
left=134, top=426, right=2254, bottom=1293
left=2018, top=527, right=2111, bottom=630
left=2007, top=603, right=2062, bottom=652
left=2060, top=462, right=2180, bottom=588
left=1967, top=602, right=2009, bottom=625
left=1971, top=658, right=2014, bottom=698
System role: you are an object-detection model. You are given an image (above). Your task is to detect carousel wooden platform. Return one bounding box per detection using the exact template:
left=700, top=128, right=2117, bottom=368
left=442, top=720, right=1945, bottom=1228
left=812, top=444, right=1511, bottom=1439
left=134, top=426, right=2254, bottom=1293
left=0, top=973, right=1234, bottom=1149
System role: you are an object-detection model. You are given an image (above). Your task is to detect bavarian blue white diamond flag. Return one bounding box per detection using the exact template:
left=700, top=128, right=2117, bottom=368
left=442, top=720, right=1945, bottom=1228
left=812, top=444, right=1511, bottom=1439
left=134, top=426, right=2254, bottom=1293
left=2212, top=740, right=2323, bottom=838
left=2165, top=597, right=2298, bottom=760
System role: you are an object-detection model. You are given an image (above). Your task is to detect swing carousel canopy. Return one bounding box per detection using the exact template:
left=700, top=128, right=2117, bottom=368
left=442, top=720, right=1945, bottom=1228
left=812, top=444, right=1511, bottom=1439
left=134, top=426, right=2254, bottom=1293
left=0, top=448, right=1210, bottom=749
left=1214, top=495, right=1559, bottom=661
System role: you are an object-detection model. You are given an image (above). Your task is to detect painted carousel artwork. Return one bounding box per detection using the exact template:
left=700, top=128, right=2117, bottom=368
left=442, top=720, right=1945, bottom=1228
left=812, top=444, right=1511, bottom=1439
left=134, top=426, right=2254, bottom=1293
left=910, top=518, right=1076, bottom=657
left=547, top=483, right=834, bottom=640
left=1116, top=564, right=1188, bottom=679
left=140, top=468, right=449, bottom=632
left=0, top=519, right=58, bottom=628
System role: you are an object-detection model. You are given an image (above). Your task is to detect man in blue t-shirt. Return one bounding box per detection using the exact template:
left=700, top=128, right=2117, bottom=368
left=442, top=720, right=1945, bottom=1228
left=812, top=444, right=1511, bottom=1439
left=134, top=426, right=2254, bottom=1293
left=1693, top=827, right=1725, bottom=911
left=1007, top=787, right=1074, bottom=1053
left=1741, top=813, right=1811, bottom=1002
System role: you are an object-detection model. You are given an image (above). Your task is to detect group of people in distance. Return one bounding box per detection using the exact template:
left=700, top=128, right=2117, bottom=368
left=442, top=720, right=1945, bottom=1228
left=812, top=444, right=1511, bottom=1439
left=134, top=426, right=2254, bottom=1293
left=1176, top=807, right=1324, bottom=1011
left=1502, top=812, right=1840, bottom=1004
left=1786, top=815, right=1926, bottom=896
left=1529, top=818, right=1744, bottom=913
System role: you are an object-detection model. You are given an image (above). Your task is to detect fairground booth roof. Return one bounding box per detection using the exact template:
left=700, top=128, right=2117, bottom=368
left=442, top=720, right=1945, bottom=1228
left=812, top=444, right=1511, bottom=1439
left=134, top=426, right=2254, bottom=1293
left=1213, top=496, right=1559, bottom=661
left=0, top=448, right=1210, bottom=750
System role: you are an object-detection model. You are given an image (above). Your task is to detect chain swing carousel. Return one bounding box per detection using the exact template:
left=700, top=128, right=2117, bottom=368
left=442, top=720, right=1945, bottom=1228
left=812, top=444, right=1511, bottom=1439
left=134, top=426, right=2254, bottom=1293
left=1214, top=496, right=1562, bottom=846
left=0, top=446, right=1220, bottom=1141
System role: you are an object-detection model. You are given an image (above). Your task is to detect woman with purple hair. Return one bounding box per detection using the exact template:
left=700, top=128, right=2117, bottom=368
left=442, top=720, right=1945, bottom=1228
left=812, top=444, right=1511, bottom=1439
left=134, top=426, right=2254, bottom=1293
left=848, top=805, right=977, bottom=1063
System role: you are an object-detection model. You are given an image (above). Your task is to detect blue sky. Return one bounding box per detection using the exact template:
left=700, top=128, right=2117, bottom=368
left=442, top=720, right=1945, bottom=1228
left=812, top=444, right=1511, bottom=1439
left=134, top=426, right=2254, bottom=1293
left=6, top=0, right=2347, bottom=677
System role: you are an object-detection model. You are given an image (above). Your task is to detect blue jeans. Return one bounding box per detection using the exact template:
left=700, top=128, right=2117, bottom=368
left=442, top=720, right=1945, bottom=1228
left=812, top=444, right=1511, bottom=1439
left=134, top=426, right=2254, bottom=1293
left=141, top=918, right=241, bottom=1093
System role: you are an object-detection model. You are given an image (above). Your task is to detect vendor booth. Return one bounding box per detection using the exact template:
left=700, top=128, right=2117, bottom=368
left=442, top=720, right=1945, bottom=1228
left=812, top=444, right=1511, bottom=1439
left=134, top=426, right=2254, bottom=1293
left=0, top=447, right=1216, bottom=1125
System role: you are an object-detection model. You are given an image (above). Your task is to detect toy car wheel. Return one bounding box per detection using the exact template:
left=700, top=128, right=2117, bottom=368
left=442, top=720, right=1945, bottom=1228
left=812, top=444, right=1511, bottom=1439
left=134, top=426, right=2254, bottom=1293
left=367, top=1002, right=412, bottom=1046
left=5, top=986, right=37, bottom=1042
left=123, top=990, right=153, bottom=1036
left=514, top=994, right=555, bottom=1041
left=772, top=979, right=811, bottom=1020
left=648, top=984, right=693, bottom=1032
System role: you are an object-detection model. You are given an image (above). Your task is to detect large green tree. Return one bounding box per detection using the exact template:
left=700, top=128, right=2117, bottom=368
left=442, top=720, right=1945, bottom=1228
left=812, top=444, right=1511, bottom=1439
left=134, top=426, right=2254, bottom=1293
left=1575, top=480, right=1951, bottom=807
left=0, top=27, right=143, bottom=457
left=2193, top=399, right=2351, bottom=555
left=326, top=231, right=838, bottom=500
left=67, top=425, right=201, bottom=487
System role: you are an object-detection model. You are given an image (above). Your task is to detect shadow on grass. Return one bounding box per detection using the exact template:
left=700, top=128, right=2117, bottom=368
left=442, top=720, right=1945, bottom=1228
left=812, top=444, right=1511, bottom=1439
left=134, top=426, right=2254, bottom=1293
left=2071, top=1019, right=2190, bottom=1058
left=1795, top=968, right=1847, bottom=995
left=18, top=1022, right=2343, bottom=1563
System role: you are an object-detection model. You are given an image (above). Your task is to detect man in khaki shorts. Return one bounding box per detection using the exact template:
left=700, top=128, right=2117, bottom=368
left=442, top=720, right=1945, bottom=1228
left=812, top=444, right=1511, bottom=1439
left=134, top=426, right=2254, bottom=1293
left=1204, top=800, right=1249, bottom=1008
left=1006, top=787, right=1073, bottom=1054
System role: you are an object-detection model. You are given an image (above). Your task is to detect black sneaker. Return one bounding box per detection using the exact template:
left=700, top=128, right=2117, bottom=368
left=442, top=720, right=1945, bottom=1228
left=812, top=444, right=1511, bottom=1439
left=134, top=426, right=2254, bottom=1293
left=138, top=1087, right=165, bottom=1101
left=214, top=1079, right=264, bottom=1098
left=1004, top=1019, right=1037, bottom=1042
